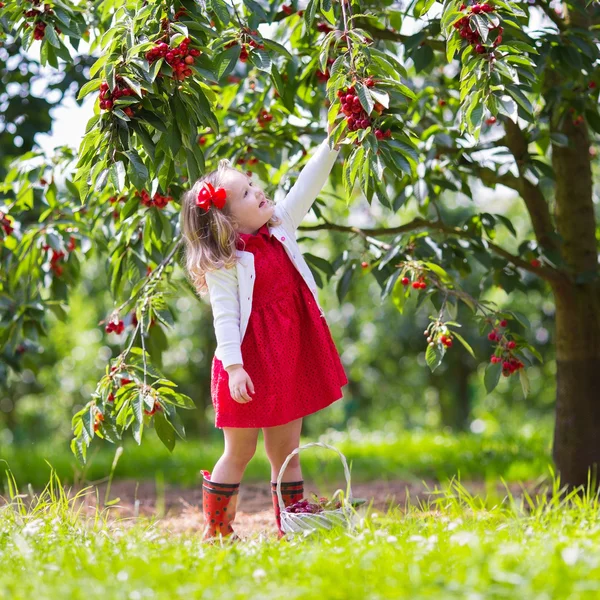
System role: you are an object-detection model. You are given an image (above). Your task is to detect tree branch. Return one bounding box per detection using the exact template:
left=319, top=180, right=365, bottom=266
left=299, top=217, right=565, bottom=282
left=354, top=19, right=445, bottom=52
left=502, top=119, right=559, bottom=255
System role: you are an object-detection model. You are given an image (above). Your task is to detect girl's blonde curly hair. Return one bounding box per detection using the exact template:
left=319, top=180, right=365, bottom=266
left=180, top=159, right=282, bottom=297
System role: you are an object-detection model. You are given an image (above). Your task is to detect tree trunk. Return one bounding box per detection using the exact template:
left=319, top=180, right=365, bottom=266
left=551, top=282, right=600, bottom=489
left=551, top=111, right=600, bottom=490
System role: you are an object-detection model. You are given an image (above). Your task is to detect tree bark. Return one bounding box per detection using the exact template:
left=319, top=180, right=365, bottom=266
left=551, top=111, right=600, bottom=490
left=551, top=282, right=600, bottom=489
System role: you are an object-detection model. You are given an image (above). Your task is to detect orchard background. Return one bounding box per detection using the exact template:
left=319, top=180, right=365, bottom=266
left=1, top=0, right=600, bottom=587
left=2, top=0, right=600, bottom=594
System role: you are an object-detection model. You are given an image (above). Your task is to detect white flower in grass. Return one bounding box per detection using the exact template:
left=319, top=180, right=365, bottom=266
left=561, top=546, right=579, bottom=565
left=253, top=568, right=267, bottom=580
left=450, top=531, right=479, bottom=547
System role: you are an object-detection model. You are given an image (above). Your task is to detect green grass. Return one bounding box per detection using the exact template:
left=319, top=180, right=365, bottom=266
left=1, top=467, right=599, bottom=599
left=0, top=428, right=553, bottom=492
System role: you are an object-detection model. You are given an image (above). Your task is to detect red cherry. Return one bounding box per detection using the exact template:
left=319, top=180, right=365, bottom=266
left=472, top=4, right=482, bottom=13
left=375, top=129, right=384, bottom=140
left=199, top=136, right=206, bottom=145
left=507, top=341, right=516, bottom=349
left=499, top=320, right=507, bottom=327
left=475, top=44, right=485, bottom=54
left=411, top=282, right=421, bottom=289
left=530, top=258, right=541, bottom=268
left=486, top=116, right=497, bottom=125
left=184, top=55, right=194, bottom=65
left=365, top=77, right=375, bottom=87
left=488, top=331, right=497, bottom=341
left=401, top=277, right=410, bottom=286
left=361, top=261, right=369, bottom=268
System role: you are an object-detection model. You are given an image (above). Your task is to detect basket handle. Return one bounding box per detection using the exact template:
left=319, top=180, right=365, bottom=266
left=276, top=442, right=353, bottom=513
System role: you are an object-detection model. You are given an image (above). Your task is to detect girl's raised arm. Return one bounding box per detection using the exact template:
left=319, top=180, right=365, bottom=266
left=279, top=138, right=340, bottom=232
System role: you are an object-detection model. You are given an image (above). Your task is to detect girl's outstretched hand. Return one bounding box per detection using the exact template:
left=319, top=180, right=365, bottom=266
left=226, top=365, right=255, bottom=404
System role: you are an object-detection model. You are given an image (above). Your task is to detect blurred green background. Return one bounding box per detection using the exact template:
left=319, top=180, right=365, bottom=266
left=0, top=188, right=557, bottom=491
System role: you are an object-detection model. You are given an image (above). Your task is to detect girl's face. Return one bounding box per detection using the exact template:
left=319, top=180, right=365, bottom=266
left=222, top=170, right=275, bottom=234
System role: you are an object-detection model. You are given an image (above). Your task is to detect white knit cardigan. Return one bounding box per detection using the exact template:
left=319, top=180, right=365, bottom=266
left=205, top=138, right=340, bottom=369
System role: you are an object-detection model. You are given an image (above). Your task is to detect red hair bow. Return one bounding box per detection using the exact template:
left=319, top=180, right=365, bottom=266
left=196, top=182, right=227, bottom=212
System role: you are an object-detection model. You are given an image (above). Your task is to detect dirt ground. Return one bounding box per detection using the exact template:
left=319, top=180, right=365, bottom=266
left=48, top=477, right=542, bottom=539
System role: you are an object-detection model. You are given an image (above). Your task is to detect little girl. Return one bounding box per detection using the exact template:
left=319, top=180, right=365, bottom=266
left=180, top=130, right=348, bottom=542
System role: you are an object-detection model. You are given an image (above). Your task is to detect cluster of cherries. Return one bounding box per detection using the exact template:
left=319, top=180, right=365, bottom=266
left=99, top=78, right=141, bottom=115
left=106, top=368, right=134, bottom=402
left=316, top=58, right=335, bottom=83
left=23, top=1, right=60, bottom=41
left=282, top=4, right=303, bottom=16
left=145, top=37, right=200, bottom=81
left=258, top=110, right=274, bottom=127
left=284, top=496, right=342, bottom=514
left=453, top=3, right=502, bottom=55
left=1, top=212, right=13, bottom=237
left=135, top=190, right=173, bottom=209
left=224, top=31, right=264, bottom=63
left=487, top=319, right=524, bottom=377
left=401, top=275, right=427, bottom=290
left=40, top=237, right=76, bottom=277
left=105, top=319, right=125, bottom=335
left=338, top=81, right=392, bottom=138
left=93, top=410, right=104, bottom=432
left=424, top=328, right=454, bottom=349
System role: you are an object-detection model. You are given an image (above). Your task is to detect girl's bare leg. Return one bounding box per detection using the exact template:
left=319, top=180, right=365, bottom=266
left=263, top=418, right=303, bottom=482
left=210, top=426, right=260, bottom=482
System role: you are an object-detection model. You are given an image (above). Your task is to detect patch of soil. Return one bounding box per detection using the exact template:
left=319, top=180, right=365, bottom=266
left=46, top=477, right=542, bottom=539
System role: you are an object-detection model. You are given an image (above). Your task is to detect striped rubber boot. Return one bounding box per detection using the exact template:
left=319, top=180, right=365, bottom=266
left=271, top=480, right=304, bottom=539
left=201, top=470, right=241, bottom=543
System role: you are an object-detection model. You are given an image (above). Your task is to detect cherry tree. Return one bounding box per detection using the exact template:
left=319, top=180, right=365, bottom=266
left=0, top=0, right=598, bottom=489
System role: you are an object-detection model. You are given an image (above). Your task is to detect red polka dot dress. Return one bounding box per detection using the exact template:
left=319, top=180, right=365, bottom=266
left=210, top=223, right=348, bottom=428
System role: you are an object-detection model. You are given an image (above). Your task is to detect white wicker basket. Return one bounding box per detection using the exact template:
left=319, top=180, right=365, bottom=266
left=276, top=442, right=359, bottom=535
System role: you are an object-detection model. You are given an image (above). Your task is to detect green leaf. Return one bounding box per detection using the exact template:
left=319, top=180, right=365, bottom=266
left=419, top=0, right=437, bottom=16
left=484, top=361, right=502, bottom=394
left=154, top=411, right=176, bottom=452
left=132, top=393, right=144, bottom=423
left=425, top=343, right=444, bottom=372
left=505, top=84, right=534, bottom=116
left=304, top=0, right=318, bottom=29
left=77, top=79, right=102, bottom=100
left=211, top=0, right=231, bottom=24
left=110, top=161, right=126, bottom=193
left=215, top=46, right=241, bottom=79
left=519, top=368, right=530, bottom=398
left=423, top=261, right=452, bottom=283
left=356, top=82, right=374, bottom=115
left=44, top=24, right=61, bottom=48
left=336, top=264, right=356, bottom=303
left=391, top=275, right=407, bottom=314
left=125, top=151, right=148, bottom=190
left=472, top=14, right=489, bottom=43
left=132, top=417, right=143, bottom=444
left=451, top=331, right=476, bottom=358
left=249, top=48, right=272, bottom=73
left=157, top=387, right=196, bottom=409
left=262, top=38, right=293, bottom=60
